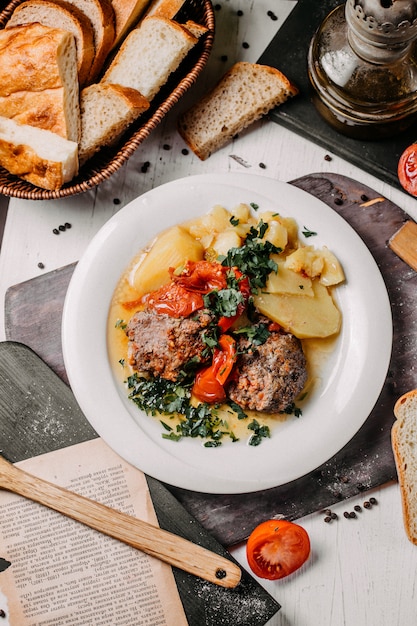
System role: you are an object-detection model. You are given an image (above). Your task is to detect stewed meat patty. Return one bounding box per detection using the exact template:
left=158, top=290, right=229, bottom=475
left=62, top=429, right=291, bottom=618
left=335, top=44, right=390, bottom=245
left=126, top=308, right=213, bottom=381
left=227, top=331, right=307, bottom=413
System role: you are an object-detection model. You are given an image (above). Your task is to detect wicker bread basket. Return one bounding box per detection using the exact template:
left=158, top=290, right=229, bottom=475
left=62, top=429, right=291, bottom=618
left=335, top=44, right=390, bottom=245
left=0, top=0, right=214, bottom=199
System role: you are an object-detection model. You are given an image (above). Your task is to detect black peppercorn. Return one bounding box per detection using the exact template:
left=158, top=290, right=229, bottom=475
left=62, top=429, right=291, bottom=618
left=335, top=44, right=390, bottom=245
left=369, top=497, right=377, bottom=505
left=53, top=228, right=59, bottom=235
left=242, top=41, right=250, bottom=49
left=334, top=197, right=343, bottom=205
left=354, top=505, right=362, bottom=512
left=37, top=262, right=45, bottom=269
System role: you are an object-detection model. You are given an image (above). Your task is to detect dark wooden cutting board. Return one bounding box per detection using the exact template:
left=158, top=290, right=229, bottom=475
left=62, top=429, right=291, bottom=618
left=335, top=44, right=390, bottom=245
left=5, top=173, right=417, bottom=549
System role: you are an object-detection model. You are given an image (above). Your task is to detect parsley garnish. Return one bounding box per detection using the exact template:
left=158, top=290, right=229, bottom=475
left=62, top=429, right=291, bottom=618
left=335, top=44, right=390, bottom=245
left=247, top=419, right=271, bottom=446
left=127, top=373, right=236, bottom=445
left=219, top=221, right=279, bottom=293
left=302, top=226, right=317, bottom=238
left=233, top=322, right=270, bottom=346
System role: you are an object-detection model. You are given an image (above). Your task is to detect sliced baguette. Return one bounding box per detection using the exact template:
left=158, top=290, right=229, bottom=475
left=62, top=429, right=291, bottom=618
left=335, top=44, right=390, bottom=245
left=101, top=16, right=197, bottom=101
left=78, top=83, right=149, bottom=165
left=6, top=0, right=95, bottom=86
left=0, top=116, right=78, bottom=190
left=183, top=20, right=208, bottom=39
left=110, top=0, right=151, bottom=50
left=177, top=62, right=299, bottom=160
left=0, top=23, right=80, bottom=142
left=145, top=0, right=186, bottom=19
left=65, top=0, right=116, bottom=82
left=392, top=389, right=417, bottom=545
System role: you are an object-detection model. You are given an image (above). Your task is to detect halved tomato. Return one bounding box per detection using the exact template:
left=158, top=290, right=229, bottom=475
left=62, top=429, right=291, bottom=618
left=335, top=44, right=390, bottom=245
left=246, top=519, right=310, bottom=580
left=398, top=143, right=417, bottom=196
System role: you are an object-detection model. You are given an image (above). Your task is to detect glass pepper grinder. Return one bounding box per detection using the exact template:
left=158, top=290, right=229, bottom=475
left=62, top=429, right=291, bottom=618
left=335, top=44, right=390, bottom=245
left=308, top=0, right=417, bottom=140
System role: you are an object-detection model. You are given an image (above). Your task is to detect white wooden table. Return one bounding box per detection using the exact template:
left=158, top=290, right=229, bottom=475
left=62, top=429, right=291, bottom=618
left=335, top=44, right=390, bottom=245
left=1, top=1, right=417, bottom=624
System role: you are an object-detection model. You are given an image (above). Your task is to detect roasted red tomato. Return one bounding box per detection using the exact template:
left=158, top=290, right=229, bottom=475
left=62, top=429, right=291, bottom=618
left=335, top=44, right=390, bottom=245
left=398, top=143, right=417, bottom=196
left=146, top=282, right=204, bottom=317
left=246, top=520, right=310, bottom=580
left=192, top=335, right=236, bottom=403
left=172, top=260, right=228, bottom=293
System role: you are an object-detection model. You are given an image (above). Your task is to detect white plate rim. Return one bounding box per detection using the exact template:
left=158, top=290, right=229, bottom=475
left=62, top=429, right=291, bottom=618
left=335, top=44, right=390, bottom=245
left=62, top=172, right=393, bottom=494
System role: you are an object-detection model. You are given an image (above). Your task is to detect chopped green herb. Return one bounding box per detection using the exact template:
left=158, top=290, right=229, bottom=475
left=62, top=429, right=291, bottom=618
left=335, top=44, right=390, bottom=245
left=115, top=319, right=127, bottom=330
left=233, top=322, right=270, bottom=346
left=250, top=202, right=259, bottom=211
left=227, top=400, right=248, bottom=420
left=230, top=216, right=240, bottom=226
left=219, top=222, right=279, bottom=293
left=247, top=419, right=271, bottom=446
left=118, top=358, right=125, bottom=367
left=127, top=373, right=237, bottom=445
left=302, top=226, right=317, bottom=238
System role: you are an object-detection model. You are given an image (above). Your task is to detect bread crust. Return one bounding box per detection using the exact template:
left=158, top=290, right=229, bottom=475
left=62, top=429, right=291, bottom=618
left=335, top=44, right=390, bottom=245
left=0, top=22, right=68, bottom=94
left=392, top=389, right=417, bottom=545
left=7, top=0, right=95, bottom=86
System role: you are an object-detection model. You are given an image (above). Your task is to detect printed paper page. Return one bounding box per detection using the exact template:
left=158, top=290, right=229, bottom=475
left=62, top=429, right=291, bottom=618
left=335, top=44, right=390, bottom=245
left=0, top=438, right=188, bottom=626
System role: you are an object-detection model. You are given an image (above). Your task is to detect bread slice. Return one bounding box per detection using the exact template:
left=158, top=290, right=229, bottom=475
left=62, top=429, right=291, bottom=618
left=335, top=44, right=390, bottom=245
left=78, top=83, right=149, bottom=164
left=101, top=16, right=197, bottom=101
left=6, top=0, right=95, bottom=86
left=0, top=116, right=78, bottom=190
left=0, top=23, right=80, bottom=142
left=65, top=0, right=116, bottom=82
left=110, top=0, right=151, bottom=50
left=145, top=0, right=186, bottom=19
left=183, top=20, right=208, bottom=39
left=392, top=389, right=417, bottom=544
left=177, top=62, right=299, bottom=160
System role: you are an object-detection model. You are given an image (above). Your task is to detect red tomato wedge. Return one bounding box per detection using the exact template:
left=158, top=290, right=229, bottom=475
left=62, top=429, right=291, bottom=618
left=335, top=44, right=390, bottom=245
left=172, top=260, right=228, bottom=293
left=246, top=520, right=310, bottom=580
left=398, top=143, right=417, bottom=196
left=192, top=334, right=236, bottom=403
left=146, top=282, right=204, bottom=317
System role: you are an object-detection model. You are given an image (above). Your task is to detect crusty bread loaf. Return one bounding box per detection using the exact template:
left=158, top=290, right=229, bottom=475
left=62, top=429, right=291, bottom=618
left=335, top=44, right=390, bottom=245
left=177, top=62, right=299, bottom=160
left=101, top=16, right=197, bottom=101
left=0, top=23, right=80, bottom=142
left=0, top=116, right=78, bottom=190
left=110, top=0, right=151, bottom=50
left=78, top=83, right=149, bottom=164
left=392, top=389, right=417, bottom=545
left=6, top=0, right=95, bottom=86
left=65, top=0, right=116, bottom=82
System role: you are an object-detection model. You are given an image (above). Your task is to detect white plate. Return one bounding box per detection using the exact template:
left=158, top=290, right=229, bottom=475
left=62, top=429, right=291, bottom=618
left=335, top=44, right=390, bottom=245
left=62, top=173, right=392, bottom=494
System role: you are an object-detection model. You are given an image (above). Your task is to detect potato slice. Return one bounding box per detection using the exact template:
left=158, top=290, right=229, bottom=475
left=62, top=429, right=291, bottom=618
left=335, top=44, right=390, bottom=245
left=319, top=246, right=345, bottom=286
left=132, top=225, right=204, bottom=295
left=266, top=258, right=314, bottom=296
left=284, top=245, right=324, bottom=278
left=254, top=280, right=341, bottom=338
